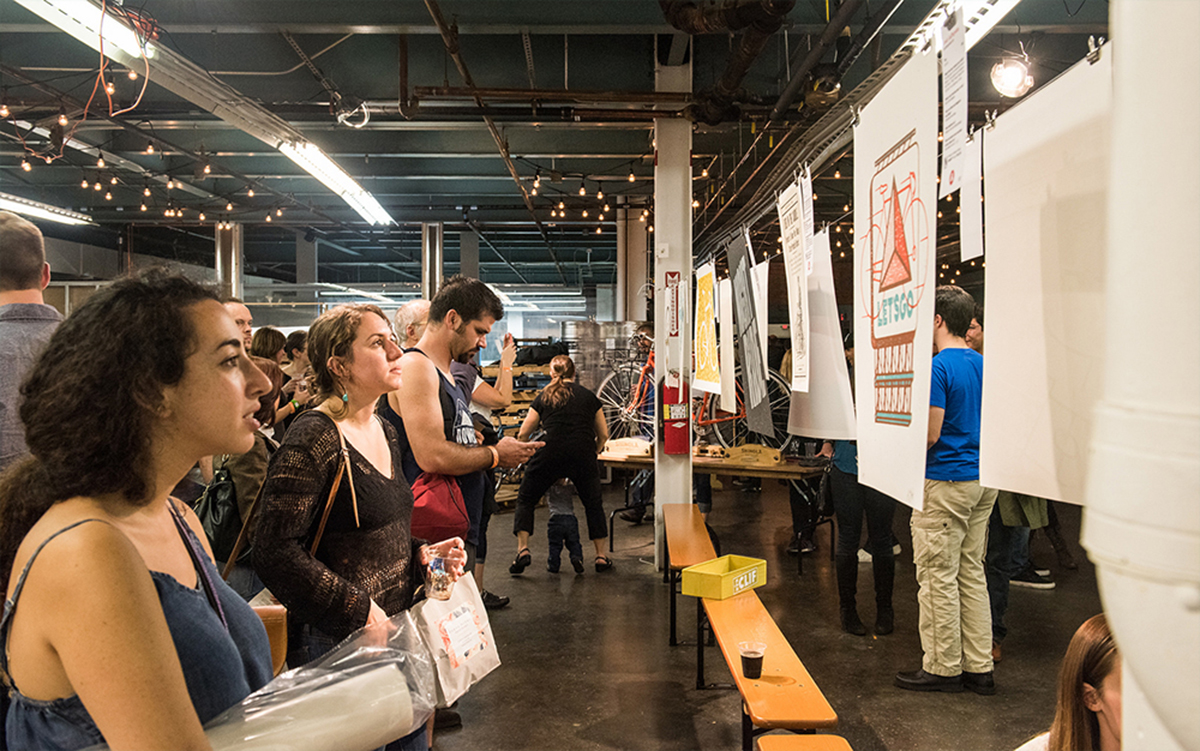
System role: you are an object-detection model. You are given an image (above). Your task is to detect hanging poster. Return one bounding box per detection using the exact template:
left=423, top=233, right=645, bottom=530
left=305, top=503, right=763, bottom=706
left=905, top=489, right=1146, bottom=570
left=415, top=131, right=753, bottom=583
left=726, top=229, right=773, bottom=436
left=693, top=262, right=721, bottom=393
left=788, top=230, right=856, bottom=439
left=979, top=47, right=1112, bottom=504
left=960, top=134, right=984, bottom=261
left=717, top=278, right=737, bottom=413
left=800, top=167, right=815, bottom=275
left=853, top=47, right=939, bottom=510
left=938, top=7, right=968, bottom=199
left=753, top=256, right=770, bottom=371
left=778, top=179, right=811, bottom=392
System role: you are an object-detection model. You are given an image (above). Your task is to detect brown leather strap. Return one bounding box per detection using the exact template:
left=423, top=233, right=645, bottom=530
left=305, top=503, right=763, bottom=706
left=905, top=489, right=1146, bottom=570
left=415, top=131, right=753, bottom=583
left=309, top=418, right=358, bottom=556
left=221, top=480, right=265, bottom=581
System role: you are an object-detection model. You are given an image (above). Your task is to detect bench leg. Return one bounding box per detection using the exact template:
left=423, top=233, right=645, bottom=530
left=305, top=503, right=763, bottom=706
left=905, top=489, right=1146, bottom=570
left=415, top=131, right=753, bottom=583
left=669, top=569, right=678, bottom=647
left=696, top=598, right=705, bottom=690
left=742, top=703, right=753, bottom=751
left=608, top=508, right=617, bottom=553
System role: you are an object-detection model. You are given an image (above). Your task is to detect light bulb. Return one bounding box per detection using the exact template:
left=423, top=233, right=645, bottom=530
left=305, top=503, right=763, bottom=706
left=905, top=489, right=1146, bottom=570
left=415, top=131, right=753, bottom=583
left=598, top=214, right=605, bottom=221
left=58, top=112, right=68, bottom=126
left=701, top=168, right=708, bottom=178
left=597, top=189, right=604, bottom=201
left=140, top=203, right=147, bottom=211
left=93, top=182, right=102, bottom=191
left=578, top=184, right=586, bottom=196
left=144, top=187, right=151, bottom=196
left=582, top=210, right=589, bottom=218
left=203, top=164, right=211, bottom=175
left=21, top=159, right=31, bottom=172
left=146, top=143, right=154, bottom=154
left=265, top=214, right=272, bottom=222
left=104, top=81, right=115, bottom=96
left=247, top=188, right=254, bottom=197
left=692, top=199, right=700, bottom=208
left=812, top=193, right=818, bottom=200
left=104, top=192, right=112, bottom=200
left=991, top=57, right=1034, bottom=98
left=533, top=174, right=541, bottom=187
left=628, top=172, right=636, bottom=182
left=81, top=178, right=90, bottom=188
left=276, top=208, right=283, bottom=216
left=843, top=204, right=849, bottom=212
left=166, top=179, right=174, bottom=190
left=639, top=214, right=646, bottom=222
left=558, top=201, right=565, bottom=210
left=603, top=204, right=610, bottom=212
left=226, top=202, right=233, bottom=211
left=111, top=176, right=118, bottom=185
left=938, top=211, right=943, bottom=218
left=595, top=227, right=601, bottom=234
left=199, top=212, right=206, bottom=221
left=531, top=187, right=538, bottom=196
left=0, top=103, right=9, bottom=118
left=834, top=170, right=841, bottom=179
left=648, top=225, right=654, bottom=233
left=128, top=69, right=138, bottom=80
left=96, top=157, right=105, bottom=168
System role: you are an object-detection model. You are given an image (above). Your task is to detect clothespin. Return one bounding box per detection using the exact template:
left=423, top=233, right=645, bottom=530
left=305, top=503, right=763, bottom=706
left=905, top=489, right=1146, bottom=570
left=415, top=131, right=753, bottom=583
left=1086, top=35, right=1105, bottom=65
left=851, top=106, right=861, bottom=128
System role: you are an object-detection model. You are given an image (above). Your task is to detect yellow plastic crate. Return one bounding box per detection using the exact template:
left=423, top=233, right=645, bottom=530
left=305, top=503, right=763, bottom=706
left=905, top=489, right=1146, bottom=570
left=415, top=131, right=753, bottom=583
left=681, top=555, right=767, bottom=600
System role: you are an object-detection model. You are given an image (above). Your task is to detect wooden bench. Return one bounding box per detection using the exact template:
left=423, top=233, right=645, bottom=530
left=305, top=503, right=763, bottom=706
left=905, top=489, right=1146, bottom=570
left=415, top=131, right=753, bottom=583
left=756, top=734, right=852, bottom=751
left=662, top=503, right=716, bottom=646
left=702, top=590, right=838, bottom=751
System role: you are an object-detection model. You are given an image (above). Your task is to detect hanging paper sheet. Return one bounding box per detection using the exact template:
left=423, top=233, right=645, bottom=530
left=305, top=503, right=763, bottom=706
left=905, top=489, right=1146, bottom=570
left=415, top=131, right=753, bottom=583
left=800, top=167, right=815, bottom=275
left=727, top=229, right=774, bottom=436
left=960, top=134, right=984, bottom=261
left=788, top=230, right=856, bottom=440
left=717, top=278, right=737, bottom=413
left=938, top=7, right=968, bottom=199
left=753, top=256, right=770, bottom=371
left=853, top=47, right=939, bottom=510
left=979, top=47, right=1112, bottom=504
left=778, top=178, right=811, bottom=392
left=693, top=262, right=721, bottom=393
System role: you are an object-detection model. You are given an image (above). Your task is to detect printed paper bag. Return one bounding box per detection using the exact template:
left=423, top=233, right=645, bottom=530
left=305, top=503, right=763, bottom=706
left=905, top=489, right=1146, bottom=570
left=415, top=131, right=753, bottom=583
left=412, top=574, right=500, bottom=706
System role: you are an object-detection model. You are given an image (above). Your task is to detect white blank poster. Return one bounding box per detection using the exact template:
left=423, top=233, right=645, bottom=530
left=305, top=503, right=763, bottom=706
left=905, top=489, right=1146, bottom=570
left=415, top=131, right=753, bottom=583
left=980, top=48, right=1112, bottom=504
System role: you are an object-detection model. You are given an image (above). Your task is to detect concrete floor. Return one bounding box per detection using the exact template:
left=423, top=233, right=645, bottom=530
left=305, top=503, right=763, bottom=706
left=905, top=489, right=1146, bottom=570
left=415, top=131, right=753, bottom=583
left=437, top=480, right=1102, bottom=751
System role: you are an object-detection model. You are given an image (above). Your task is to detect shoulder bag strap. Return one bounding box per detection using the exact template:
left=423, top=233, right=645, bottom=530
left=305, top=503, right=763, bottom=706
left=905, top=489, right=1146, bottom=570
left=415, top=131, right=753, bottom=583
left=167, top=499, right=229, bottom=632
left=309, top=414, right=359, bottom=556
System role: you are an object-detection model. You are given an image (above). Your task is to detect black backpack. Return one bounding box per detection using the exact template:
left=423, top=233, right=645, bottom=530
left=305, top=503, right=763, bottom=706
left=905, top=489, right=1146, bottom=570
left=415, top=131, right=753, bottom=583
left=192, top=465, right=243, bottom=564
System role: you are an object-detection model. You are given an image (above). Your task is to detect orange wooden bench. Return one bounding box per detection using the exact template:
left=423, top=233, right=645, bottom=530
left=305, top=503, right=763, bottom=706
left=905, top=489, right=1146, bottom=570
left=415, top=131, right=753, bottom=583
left=756, top=733, right=852, bottom=751
left=702, top=589, right=838, bottom=751
left=662, top=503, right=716, bottom=646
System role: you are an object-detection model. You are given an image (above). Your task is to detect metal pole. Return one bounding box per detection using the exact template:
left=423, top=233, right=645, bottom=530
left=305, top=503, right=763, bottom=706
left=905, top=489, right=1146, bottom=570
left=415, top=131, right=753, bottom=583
left=421, top=222, right=444, bottom=299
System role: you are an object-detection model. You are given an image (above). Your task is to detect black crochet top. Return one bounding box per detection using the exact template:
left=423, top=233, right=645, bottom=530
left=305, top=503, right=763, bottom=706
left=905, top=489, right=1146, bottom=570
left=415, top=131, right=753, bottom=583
left=252, top=410, right=423, bottom=643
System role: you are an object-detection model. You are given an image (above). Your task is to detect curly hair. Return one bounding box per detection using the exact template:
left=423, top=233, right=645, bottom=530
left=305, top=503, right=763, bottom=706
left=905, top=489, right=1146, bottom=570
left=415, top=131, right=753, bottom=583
left=541, top=355, right=576, bottom=409
left=306, top=303, right=389, bottom=416
left=0, top=269, right=219, bottom=592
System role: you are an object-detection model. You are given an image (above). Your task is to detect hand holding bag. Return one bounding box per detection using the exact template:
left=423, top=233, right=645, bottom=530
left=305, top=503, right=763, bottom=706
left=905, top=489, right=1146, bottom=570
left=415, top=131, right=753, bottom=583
left=411, top=574, right=500, bottom=707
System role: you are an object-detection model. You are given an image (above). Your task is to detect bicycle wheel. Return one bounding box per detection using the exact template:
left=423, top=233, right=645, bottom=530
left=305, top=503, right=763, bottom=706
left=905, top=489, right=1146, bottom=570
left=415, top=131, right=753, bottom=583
left=698, top=366, right=794, bottom=451
left=596, top=364, right=655, bottom=441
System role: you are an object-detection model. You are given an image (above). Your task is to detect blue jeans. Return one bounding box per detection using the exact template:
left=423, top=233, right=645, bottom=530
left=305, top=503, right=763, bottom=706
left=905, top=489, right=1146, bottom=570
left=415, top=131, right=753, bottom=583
left=384, top=725, right=428, bottom=751
left=985, top=505, right=1030, bottom=643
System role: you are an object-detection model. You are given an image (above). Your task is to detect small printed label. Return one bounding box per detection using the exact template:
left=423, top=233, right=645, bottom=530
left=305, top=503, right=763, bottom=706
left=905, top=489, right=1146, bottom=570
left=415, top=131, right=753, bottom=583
left=732, top=567, right=759, bottom=594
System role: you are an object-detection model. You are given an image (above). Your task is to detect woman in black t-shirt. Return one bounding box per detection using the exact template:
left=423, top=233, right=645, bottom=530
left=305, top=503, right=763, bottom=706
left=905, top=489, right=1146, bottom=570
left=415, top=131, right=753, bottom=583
left=509, top=355, right=612, bottom=573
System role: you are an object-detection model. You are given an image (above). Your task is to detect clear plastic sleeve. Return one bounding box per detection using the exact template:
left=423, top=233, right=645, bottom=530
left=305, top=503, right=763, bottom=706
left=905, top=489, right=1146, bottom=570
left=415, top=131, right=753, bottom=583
left=84, top=610, right=436, bottom=751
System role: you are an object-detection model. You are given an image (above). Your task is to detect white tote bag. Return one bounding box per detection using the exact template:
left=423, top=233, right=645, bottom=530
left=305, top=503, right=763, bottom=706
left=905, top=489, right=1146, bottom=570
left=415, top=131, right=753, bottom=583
left=412, top=574, right=501, bottom=707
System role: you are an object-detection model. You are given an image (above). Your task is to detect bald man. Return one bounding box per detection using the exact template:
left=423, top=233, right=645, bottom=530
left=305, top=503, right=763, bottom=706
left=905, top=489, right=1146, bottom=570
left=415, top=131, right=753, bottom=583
left=223, top=297, right=253, bottom=349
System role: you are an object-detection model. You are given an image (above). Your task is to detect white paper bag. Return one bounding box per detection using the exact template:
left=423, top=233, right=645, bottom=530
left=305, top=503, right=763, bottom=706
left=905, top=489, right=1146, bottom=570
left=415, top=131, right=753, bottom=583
left=412, top=574, right=500, bottom=706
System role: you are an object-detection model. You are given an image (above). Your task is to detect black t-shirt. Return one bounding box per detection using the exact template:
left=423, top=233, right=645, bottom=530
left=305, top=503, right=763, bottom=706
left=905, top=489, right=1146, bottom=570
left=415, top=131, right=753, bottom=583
left=530, top=382, right=602, bottom=453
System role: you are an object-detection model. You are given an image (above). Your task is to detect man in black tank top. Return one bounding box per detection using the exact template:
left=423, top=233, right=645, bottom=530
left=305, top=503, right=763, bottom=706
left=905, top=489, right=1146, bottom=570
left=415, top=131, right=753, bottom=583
left=395, top=277, right=543, bottom=566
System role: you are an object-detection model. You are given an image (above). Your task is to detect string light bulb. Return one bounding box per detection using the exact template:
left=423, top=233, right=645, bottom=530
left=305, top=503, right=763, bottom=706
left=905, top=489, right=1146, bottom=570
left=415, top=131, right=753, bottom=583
left=533, top=173, right=541, bottom=188
left=598, top=213, right=605, bottom=221
left=166, top=179, right=174, bottom=190
left=582, top=209, right=589, bottom=218
left=104, top=80, right=115, bottom=96
left=648, top=225, right=654, bottom=233
left=93, top=182, right=102, bottom=191
left=578, top=182, right=586, bottom=197
left=127, top=69, right=138, bottom=80
left=203, top=163, right=211, bottom=175
left=247, top=188, right=254, bottom=197
left=21, top=159, right=31, bottom=172
left=58, top=110, right=68, bottom=127
left=104, top=192, right=112, bottom=201
left=701, top=168, right=708, bottom=178
left=531, top=186, right=538, bottom=196
left=558, top=201, right=565, bottom=210
left=199, top=212, right=206, bottom=221
left=265, top=213, right=272, bottom=222
left=596, top=188, right=604, bottom=201
left=140, top=203, right=147, bottom=211
left=96, top=157, right=105, bottom=168
left=145, top=143, right=155, bottom=155
left=0, top=102, right=9, bottom=118
left=603, top=203, right=610, bottom=212
left=226, top=202, right=233, bottom=211
left=144, top=186, right=151, bottom=197
left=276, top=207, right=283, bottom=216
left=843, top=203, right=849, bottom=212
left=628, top=171, right=636, bottom=182
left=110, top=176, right=118, bottom=185
left=81, top=178, right=90, bottom=189
left=595, top=227, right=602, bottom=234
left=834, top=169, right=841, bottom=178
left=692, top=199, right=700, bottom=208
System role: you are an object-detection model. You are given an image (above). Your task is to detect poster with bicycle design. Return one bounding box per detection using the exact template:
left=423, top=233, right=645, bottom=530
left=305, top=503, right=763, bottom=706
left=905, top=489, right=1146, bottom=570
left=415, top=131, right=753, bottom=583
left=853, top=47, right=938, bottom=510
left=693, top=262, right=721, bottom=393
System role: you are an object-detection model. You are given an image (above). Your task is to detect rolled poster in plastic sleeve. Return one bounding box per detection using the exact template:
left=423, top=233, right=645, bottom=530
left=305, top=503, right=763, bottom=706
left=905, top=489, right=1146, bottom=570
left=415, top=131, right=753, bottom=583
left=82, top=610, right=436, bottom=751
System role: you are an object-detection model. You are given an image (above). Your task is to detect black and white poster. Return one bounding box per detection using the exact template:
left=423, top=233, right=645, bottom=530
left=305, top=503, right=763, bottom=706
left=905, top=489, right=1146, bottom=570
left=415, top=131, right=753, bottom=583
left=726, top=228, right=773, bottom=436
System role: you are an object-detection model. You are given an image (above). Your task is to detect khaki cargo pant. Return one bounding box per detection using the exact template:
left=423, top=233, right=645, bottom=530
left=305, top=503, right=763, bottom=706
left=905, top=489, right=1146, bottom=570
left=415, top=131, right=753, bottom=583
left=912, top=479, right=998, bottom=676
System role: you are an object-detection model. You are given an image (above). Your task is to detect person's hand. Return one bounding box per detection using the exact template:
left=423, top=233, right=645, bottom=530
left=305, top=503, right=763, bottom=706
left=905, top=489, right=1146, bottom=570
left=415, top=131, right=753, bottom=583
left=421, top=537, right=468, bottom=580
left=281, top=379, right=298, bottom=397
left=495, top=436, right=543, bottom=468
left=474, top=429, right=485, bottom=446
left=817, top=441, right=834, bottom=459
left=500, top=333, right=517, bottom=370
left=366, top=599, right=389, bottom=627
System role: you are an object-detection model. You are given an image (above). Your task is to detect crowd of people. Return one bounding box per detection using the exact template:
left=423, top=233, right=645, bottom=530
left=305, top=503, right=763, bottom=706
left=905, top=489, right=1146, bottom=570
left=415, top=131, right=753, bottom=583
left=0, top=209, right=1121, bottom=751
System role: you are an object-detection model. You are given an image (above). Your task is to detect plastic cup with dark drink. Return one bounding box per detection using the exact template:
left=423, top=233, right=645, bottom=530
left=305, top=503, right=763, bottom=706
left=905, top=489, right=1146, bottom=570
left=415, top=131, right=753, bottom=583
left=739, top=641, right=766, bottom=680
left=425, top=556, right=455, bottom=601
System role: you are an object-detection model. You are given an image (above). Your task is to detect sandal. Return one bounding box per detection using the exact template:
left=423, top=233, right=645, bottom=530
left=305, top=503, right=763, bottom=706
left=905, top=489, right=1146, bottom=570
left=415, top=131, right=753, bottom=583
left=594, top=555, right=615, bottom=573
left=509, top=548, right=532, bottom=575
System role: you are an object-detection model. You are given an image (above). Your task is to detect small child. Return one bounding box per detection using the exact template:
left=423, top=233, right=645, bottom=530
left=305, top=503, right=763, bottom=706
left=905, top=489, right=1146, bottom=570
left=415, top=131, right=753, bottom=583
left=546, top=479, right=585, bottom=574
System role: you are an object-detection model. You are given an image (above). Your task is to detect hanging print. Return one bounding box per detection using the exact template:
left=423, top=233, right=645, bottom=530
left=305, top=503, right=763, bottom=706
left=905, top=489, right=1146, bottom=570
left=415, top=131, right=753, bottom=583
left=693, top=262, right=721, bottom=393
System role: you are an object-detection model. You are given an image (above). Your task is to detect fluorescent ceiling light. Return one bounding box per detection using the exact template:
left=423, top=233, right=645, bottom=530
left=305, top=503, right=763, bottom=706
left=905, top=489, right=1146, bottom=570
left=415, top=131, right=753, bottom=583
left=0, top=192, right=94, bottom=225
left=963, top=0, right=1023, bottom=51
left=11, top=0, right=155, bottom=60
left=16, top=0, right=392, bottom=226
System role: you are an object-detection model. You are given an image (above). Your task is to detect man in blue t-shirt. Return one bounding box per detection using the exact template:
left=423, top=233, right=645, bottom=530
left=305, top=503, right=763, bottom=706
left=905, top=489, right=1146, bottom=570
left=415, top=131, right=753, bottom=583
left=896, top=286, right=998, bottom=696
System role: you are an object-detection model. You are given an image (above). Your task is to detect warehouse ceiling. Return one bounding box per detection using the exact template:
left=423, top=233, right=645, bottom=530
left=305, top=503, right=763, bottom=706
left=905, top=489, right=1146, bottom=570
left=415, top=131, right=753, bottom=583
left=0, top=0, right=1108, bottom=288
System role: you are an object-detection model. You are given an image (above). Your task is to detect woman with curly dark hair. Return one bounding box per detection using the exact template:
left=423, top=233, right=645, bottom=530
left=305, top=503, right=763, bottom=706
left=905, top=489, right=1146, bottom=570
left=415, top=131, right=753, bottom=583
left=0, top=270, right=274, bottom=750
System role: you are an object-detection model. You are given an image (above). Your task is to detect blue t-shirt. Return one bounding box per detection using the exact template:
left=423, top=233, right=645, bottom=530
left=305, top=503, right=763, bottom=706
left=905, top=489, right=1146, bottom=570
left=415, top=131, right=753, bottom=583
left=832, top=440, right=858, bottom=475
left=926, top=347, right=984, bottom=481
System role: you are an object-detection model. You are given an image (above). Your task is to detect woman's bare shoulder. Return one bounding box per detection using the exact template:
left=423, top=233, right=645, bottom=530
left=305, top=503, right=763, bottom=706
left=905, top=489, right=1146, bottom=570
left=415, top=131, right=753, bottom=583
left=9, top=501, right=139, bottom=596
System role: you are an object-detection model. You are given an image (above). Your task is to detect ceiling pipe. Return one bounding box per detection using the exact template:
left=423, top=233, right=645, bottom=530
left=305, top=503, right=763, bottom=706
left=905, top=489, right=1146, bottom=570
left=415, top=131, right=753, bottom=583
left=424, top=0, right=567, bottom=284
left=412, top=86, right=694, bottom=105
left=660, top=0, right=796, bottom=125
left=768, top=0, right=866, bottom=122
left=397, top=35, right=419, bottom=120
left=834, top=0, right=906, bottom=79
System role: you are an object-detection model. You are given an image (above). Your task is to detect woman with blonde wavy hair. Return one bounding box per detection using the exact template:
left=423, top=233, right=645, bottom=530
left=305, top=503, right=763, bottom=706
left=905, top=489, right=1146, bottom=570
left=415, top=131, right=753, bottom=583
left=509, top=354, right=611, bottom=574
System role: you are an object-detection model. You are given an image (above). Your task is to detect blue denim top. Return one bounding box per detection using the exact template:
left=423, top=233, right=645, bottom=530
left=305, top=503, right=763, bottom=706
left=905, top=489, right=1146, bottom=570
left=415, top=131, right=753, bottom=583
left=1, top=516, right=273, bottom=750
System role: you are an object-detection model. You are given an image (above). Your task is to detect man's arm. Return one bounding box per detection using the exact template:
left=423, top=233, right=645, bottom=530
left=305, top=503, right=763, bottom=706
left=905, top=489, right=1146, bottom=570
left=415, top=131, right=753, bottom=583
left=927, top=406, right=945, bottom=450
left=399, top=352, right=492, bottom=475
left=472, top=333, right=516, bottom=410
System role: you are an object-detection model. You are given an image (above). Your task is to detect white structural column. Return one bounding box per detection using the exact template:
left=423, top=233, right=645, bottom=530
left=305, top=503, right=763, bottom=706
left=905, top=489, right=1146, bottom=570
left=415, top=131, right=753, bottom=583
left=616, top=201, right=628, bottom=320
left=295, top=231, right=318, bottom=302
left=215, top=223, right=244, bottom=300
left=1084, top=3, right=1199, bottom=750
left=652, top=59, right=693, bottom=568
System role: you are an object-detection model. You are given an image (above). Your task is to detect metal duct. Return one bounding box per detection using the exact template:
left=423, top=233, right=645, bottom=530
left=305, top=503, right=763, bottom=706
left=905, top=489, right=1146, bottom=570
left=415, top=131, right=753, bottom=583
left=769, top=0, right=866, bottom=122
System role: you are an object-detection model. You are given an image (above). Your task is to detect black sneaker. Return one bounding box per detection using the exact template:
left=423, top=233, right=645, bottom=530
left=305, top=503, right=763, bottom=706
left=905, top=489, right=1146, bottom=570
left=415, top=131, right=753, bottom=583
left=894, top=669, right=964, bottom=693
left=963, top=670, right=997, bottom=695
left=799, top=535, right=817, bottom=554
left=786, top=536, right=801, bottom=555
left=480, top=590, right=510, bottom=610
left=618, top=509, right=645, bottom=524
left=571, top=558, right=585, bottom=574
left=434, top=707, right=462, bottom=729
left=1011, top=565, right=1055, bottom=590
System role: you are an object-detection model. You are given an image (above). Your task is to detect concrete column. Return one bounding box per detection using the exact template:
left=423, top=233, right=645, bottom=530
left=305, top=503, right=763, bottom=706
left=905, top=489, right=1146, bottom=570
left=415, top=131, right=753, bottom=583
left=459, top=230, right=480, bottom=279
left=626, top=212, right=649, bottom=322
left=616, top=203, right=628, bottom=320
left=296, top=231, right=318, bottom=302
left=652, top=58, right=693, bottom=569
left=421, top=222, right=444, bottom=299
left=215, top=223, right=244, bottom=299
